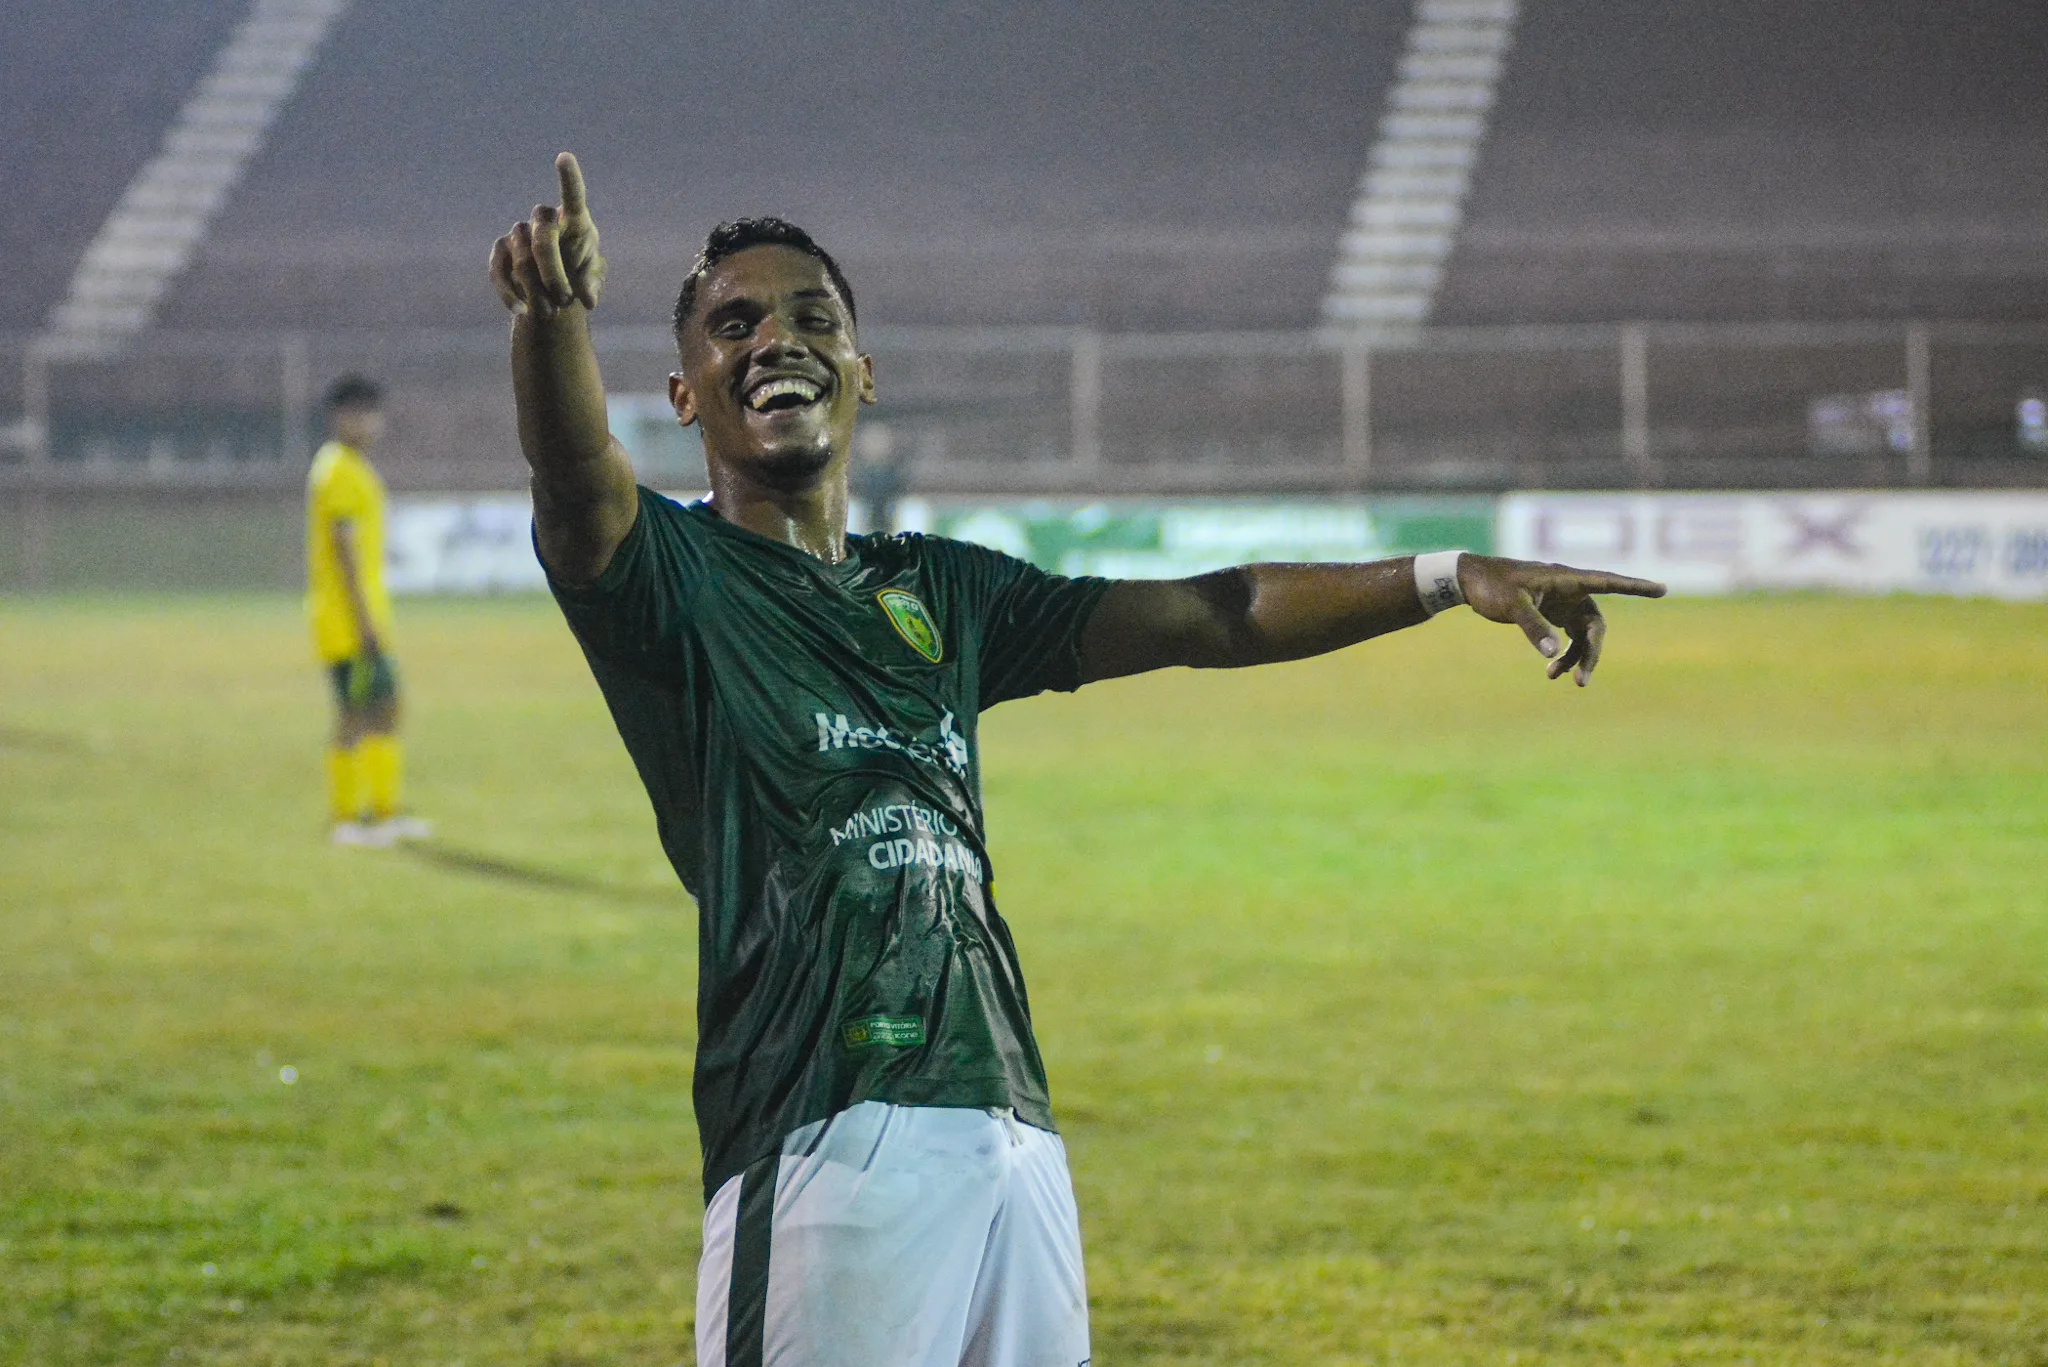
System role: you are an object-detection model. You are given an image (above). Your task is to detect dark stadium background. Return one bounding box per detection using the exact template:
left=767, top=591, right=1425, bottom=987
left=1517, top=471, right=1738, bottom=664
left=8, top=0, right=2046, bottom=334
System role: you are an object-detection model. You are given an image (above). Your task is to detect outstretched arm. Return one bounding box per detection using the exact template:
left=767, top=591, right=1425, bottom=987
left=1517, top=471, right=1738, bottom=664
left=488, top=153, right=638, bottom=584
left=1078, top=554, right=1667, bottom=687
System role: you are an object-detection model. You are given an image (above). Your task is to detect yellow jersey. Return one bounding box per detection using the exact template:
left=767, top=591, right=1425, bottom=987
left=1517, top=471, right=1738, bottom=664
left=305, top=441, right=394, bottom=662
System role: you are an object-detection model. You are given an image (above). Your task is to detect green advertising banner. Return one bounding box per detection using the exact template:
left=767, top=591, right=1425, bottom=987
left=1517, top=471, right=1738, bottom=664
left=926, top=498, right=1494, bottom=578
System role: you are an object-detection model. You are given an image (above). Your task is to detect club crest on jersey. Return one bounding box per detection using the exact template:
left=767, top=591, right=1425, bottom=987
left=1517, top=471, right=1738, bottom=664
left=877, top=588, right=944, bottom=663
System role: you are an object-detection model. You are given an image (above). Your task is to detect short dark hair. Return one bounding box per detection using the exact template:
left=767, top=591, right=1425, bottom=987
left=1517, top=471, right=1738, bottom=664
left=323, top=374, right=383, bottom=412
left=671, top=218, right=857, bottom=346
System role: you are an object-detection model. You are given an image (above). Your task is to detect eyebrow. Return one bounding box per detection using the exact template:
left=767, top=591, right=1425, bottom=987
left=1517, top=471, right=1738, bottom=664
left=699, top=287, right=843, bottom=329
left=701, top=296, right=758, bottom=327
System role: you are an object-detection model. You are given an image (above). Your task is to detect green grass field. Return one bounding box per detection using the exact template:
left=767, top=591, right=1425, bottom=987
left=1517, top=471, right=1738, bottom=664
left=3, top=593, right=2045, bottom=1366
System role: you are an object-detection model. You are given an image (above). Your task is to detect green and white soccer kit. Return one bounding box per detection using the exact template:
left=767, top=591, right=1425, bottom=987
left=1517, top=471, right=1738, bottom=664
left=547, top=488, right=1110, bottom=1366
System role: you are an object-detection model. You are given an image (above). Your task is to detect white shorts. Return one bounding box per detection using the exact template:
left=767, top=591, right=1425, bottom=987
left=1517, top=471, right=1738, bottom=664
left=696, top=1102, right=1090, bottom=1367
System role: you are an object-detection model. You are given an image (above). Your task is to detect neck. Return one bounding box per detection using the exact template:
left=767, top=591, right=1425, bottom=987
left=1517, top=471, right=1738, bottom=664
left=704, top=456, right=849, bottom=563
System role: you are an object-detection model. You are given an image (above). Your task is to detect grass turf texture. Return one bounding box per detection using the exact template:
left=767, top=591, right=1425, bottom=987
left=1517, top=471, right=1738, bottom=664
left=2, top=594, right=2044, bottom=1366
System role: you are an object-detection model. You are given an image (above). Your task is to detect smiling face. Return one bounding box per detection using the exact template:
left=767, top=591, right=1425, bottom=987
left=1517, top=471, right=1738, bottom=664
left=670, top=245, right=875, bottom=492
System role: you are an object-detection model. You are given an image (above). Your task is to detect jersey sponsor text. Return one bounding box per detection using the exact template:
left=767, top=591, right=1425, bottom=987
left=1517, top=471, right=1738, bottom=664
left=813, top=709, right=971, bottom=776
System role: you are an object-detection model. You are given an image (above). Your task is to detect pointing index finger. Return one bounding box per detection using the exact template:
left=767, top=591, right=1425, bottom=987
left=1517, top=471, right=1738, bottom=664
left=556, top=152, right=588, bottom=216
left=1555, top=569, right=1667, bottom=599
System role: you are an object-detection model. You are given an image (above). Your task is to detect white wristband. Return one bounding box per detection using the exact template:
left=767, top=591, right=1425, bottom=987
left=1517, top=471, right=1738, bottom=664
left=1413, top=550, right=1467, bottom=617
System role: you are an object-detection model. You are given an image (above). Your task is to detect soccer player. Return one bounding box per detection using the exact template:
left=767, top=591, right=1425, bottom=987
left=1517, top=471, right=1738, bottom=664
left=304, top=375, right=429, bottom=847
left=490, top=155, right=1663, bottom=1367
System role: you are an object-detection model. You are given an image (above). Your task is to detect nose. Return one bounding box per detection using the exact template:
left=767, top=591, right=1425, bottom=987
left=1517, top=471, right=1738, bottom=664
left=749, top=313, right=809, bottom=362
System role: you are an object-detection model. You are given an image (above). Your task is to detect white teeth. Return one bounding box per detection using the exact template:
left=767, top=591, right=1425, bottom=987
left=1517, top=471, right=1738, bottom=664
left=747, top=376, right=823, bottom=411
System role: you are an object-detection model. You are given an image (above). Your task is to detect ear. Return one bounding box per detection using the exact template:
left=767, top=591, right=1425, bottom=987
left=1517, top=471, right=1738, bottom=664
left=669, top=371, right=699, bottom=427
left=857, top=353, right=877, bottom=407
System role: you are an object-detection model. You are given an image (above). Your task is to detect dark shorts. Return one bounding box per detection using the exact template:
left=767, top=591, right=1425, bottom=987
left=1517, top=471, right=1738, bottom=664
left=328, top=653, right=400, bottom=711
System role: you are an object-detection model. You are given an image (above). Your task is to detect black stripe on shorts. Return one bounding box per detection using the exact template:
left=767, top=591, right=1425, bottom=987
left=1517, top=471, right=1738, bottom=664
left=725, top=1150, right=779, bottom=1367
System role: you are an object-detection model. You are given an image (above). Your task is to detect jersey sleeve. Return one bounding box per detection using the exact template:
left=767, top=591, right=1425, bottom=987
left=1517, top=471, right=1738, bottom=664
left=937, top=538, right=1114, bottom=707
left=544, top=486, right=703, bottom=678
left=314, top=460, right=369, bottom=525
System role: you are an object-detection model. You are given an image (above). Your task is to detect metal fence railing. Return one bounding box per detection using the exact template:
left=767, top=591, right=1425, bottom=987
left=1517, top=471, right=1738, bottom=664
left=4, top=320, right=2046, bottom=496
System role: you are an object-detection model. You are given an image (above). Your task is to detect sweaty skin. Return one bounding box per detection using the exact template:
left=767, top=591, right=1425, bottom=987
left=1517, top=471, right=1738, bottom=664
left=489, top=153, right=1665, bottom=683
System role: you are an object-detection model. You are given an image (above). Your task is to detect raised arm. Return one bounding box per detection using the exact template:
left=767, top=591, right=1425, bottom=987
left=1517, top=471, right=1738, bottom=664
left=488, top=153, right=638, bottom=584
left=1078, top=554, right=1667, bottom=687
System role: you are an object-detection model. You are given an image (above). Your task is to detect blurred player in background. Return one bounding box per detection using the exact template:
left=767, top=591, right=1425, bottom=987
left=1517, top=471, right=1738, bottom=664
left=492, top=154, right=1662, bottom=1367
left=305, top=375, right=429, bottom=847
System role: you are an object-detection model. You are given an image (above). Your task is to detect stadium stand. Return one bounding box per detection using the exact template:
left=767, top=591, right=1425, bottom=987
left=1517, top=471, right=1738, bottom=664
left=11, top=0, right=2043, bottom=336
left=39, top=0, right=349, bottom=361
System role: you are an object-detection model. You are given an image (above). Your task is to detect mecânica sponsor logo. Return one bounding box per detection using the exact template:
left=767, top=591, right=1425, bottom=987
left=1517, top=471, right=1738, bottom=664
left=813, top=709, right=972, bottom=776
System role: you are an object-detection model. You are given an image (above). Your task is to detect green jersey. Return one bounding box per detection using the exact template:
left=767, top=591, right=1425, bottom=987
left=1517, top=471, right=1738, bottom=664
left=548, top=488, right=1113, bottom=1199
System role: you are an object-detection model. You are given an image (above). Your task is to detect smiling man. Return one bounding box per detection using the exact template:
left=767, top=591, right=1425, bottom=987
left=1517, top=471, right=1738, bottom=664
left=489, top=154, right=1663, bottom=1367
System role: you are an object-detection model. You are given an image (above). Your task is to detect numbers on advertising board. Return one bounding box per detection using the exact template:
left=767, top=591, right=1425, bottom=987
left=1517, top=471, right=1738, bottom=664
left=1917, top=527, right=1988, bottom=579
left=2007, top=529, right=2048, bottom=579
left=1502, top=494, right=2048, bottom=600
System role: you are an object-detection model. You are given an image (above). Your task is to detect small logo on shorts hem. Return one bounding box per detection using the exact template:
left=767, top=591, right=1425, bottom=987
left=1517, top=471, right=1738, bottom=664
left=842, top=1015, right=927, bottom=1050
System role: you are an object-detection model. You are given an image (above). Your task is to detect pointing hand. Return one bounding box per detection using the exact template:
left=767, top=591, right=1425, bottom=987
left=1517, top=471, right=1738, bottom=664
left=489, top=153, right=608, bottom=319
left=1454, top=555, right=1667, bottom=687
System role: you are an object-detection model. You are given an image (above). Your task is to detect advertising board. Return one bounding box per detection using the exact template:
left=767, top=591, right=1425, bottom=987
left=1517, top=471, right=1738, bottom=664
left=387, top=490, right=2048, bottom=600
left=384, top=495, right=552, bottom=595
left=1497, top=492, right=2048, bottom=600
left=386, top=495, right=1493, bottom=593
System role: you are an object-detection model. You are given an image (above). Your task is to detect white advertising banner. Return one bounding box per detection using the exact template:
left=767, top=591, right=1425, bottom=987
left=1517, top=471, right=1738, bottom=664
left=385, top=492, right=711, bottom=594
left=1498, top=492, right=2048, bottom=599
left=385, top=495, right=548, bottom=594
